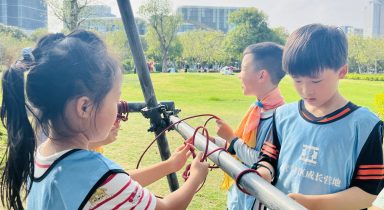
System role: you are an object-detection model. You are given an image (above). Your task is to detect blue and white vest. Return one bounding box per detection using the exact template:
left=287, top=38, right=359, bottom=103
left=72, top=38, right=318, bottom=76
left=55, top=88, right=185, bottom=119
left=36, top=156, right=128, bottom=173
left=28, top=149, right=125, bottom=210
left=274, top=102, right=380, bottom=194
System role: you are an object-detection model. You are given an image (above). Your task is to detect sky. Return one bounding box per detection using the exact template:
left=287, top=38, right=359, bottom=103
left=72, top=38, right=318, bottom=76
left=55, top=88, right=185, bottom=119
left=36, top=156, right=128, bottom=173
left=102, top=0, right=369, bottom=32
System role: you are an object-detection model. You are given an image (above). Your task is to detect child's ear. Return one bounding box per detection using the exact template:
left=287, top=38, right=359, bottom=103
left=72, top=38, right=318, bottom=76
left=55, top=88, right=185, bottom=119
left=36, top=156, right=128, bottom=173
left=76, top=96, right=92, bottom=119
left=338, top=64, right=348, bottom=79
left=259, top=69, right=269, bottom=82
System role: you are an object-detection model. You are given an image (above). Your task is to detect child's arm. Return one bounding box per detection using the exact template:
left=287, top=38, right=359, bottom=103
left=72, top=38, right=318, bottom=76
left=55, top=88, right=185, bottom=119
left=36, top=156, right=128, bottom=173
left=215, top=119, right=260, bottom=165
left=288, top=186, right=375, bottom=210
left=128, top=144, right=192, bottom=187
left=254, top=117, right=280, bottom=183
left=155, top=152, right=209, bottom=210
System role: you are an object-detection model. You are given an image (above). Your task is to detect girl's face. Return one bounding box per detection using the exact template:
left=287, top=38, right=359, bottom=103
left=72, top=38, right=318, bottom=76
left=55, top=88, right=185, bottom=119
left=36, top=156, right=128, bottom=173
left=89, top=73, right=122, bottom=142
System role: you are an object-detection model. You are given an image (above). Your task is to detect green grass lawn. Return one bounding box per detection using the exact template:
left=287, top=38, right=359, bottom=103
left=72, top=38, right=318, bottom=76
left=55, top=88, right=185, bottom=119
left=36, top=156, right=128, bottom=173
left=0, top=73, right=383, bottom=209
left=103, top=73, right=384, bottom=210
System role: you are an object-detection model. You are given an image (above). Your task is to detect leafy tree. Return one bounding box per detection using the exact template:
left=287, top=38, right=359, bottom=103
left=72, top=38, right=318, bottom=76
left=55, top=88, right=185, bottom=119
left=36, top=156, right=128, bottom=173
left=0, top=24, right=32, bottom=69
left=272, top=26, right=289, bottom=43
left=30, top=28, right=49, bottom=42
left=45, top=0, right=94, bottom=31
left=178, top=30, right=226, bottom=69
left=348, top=35, right=384, bottom=73
left=0, top=24, right=28, bottom=39
left=104, top=23, right=134, bottom=72
left=145, top=26, right=182, bottom=69
left=223, top=8, right=284, bottom=61
left=139, top=0, right=182, bottom=72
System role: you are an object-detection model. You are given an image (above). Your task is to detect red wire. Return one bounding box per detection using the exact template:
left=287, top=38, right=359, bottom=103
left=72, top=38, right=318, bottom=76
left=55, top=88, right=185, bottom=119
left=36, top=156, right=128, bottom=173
left=135, top=113, right=260, bottom=197
left=135, top=114, right=222, bottom=169
left=235, top=169, right=261, bottom=195
left=135, top=114, right=227, bottom=194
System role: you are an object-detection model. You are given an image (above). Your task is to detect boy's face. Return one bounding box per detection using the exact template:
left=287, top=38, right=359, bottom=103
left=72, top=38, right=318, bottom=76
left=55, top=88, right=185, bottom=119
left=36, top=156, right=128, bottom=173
left=239, top=54, right=263, bottom=96
left=291, top=66, right=347, bottom=108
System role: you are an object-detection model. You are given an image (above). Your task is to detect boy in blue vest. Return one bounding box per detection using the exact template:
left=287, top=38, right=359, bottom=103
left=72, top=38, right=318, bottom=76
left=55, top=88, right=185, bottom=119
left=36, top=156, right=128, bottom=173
left=214, top=42, right=285, bottom=209
left=255, top=24, right=384, bottom=209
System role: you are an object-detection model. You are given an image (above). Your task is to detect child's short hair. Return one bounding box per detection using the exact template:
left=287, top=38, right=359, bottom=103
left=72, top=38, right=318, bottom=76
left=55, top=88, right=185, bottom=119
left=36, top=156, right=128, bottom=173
left=282, top=23, right=348, bottom=77
left=243, top=42, right=285, bottom=85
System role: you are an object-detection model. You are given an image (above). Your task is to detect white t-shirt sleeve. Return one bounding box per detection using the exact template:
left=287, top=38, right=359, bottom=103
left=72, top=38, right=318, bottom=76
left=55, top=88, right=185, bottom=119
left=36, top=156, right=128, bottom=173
left=82, top=173, right=156, bottom=210
left=233, top=138, right=260, bottom=166
left=373, top=189, right=384, bottom=209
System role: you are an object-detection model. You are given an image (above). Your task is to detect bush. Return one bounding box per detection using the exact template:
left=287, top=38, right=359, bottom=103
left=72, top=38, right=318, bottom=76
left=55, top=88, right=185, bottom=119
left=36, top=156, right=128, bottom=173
left=375, top=93, right=384, bottom=120
left=346, top=73, right=384, bottom=81
left=122, top=59, right=134, bottom=73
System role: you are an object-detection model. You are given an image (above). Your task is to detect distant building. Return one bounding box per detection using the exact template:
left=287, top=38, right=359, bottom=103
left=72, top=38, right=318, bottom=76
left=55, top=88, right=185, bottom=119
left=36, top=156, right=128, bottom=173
left=340, top=25, right=364, bottom=36
left=80, top=4, right=146, bottom=34
left=364, top=0, right=384, bottom=37
left=176, top=6, right=244, bottom=33
left=0, top=0, right=47, bottom=31
left=79, top=5, right=119, bottom=32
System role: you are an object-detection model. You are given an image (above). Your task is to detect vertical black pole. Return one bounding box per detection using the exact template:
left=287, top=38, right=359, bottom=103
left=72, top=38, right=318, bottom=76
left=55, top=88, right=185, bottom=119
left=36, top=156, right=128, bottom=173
left=117, top=0, right=179, bottom=191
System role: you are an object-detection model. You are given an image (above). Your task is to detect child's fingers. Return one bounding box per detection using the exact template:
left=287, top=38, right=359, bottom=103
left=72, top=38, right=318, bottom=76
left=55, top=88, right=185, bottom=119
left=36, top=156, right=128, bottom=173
left=194, top=151, right=204, bottom=161
left=186, top=150, right=192, bottom=158
left=181, top=143, right=192, bottom=154
left=177, top=143, right=191, bottom=154
left=216, top=119, right=223, bottom=126
left=175, top=144, right=185, bottom=152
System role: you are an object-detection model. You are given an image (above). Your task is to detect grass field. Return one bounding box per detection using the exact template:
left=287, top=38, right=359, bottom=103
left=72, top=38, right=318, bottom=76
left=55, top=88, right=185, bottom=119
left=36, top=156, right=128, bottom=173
left=0, top=73, right=383, bottom=209
left=102, top=73, right=384, bottom=210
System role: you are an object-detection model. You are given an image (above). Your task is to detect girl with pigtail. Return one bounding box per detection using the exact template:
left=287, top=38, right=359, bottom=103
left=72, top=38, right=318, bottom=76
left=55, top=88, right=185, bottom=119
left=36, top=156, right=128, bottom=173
left=0, top=30, right=208, bottom=210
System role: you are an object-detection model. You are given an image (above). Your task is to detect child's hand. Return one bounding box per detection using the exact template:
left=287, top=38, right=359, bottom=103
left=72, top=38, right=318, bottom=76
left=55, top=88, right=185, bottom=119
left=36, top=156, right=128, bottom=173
left=216, top=119, right=236, bottom=142
left=288, top=193, right=314, bottom=209
left=168, top=144, right=193, bottom=172
left=189, top=152, right=209, bottom=183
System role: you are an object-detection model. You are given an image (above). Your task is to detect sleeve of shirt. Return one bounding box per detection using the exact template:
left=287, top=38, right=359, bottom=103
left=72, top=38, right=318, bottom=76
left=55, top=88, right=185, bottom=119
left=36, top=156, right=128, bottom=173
left=350, top=121, right=384, bottom=195
left=82, top=172, right=157, bottom=210
left=230, top=138, right=260, bottom=166
left=257, top=114, right=281, bottom=175
left=372, top=189, right=384, bottom=208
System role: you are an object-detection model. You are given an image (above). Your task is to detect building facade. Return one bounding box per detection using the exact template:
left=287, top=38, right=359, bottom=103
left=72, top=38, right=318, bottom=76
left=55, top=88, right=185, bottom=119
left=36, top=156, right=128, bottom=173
left=79, top=5, right=146, bottom=35
left=340, top=25, right=364, bottom=36
left=0, top=0, right=47, bottom=31
left=176, top=6, right=242, bottom=33
left=365, top=0, right=384, bottom=37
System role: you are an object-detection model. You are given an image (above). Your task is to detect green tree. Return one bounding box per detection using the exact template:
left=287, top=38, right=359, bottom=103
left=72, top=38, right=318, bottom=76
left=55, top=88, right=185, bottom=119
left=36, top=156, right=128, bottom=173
left=0, top=24, right=32, bottom=69
left=45, top=0, right=93, bottom=31
left=104, top=23, right=135, bottom=72
left=348, top=35, right=384, bottom=73
left=139, top=0, right=182, bottom=72
left=178, top=30, right=226, bottom=69
left=30, top=28, right=49, bottom=42
left=0, top=23, right=28, bottom=39
left=145, top=27, right=182, bottom=70
left=223, top=8, right=284, bottom=61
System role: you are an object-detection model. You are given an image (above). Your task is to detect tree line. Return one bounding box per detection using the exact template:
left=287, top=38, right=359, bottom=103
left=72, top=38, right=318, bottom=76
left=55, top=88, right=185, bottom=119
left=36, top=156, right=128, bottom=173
left=1, top=0, right=383, bottom=74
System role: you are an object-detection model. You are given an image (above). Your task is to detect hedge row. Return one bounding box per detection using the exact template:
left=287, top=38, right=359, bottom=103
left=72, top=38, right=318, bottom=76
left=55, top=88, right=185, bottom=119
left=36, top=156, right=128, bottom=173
left=346, top=73, right=384, bottom=81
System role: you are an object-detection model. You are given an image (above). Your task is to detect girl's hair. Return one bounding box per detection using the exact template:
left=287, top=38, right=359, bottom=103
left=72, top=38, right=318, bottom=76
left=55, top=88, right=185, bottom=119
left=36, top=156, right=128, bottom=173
left=0, top=30, right=120, bottom=209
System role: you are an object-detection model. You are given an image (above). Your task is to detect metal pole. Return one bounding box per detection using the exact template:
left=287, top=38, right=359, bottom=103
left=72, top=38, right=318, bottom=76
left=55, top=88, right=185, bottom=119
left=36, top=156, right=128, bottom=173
left=170, top=116, right=307, bottom=210
left=117, top=0, right=179, bottom=191
left=127, top=101, right=175, bottom=113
